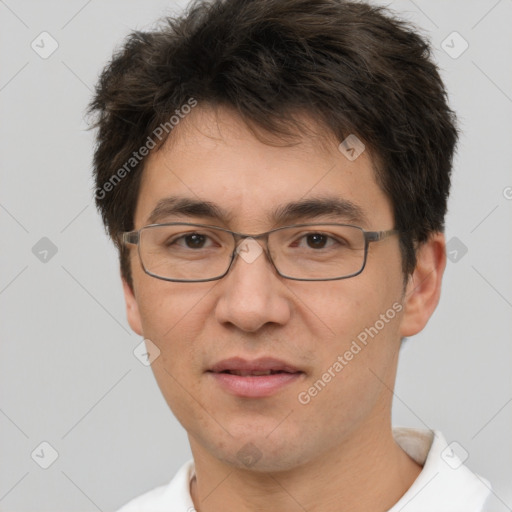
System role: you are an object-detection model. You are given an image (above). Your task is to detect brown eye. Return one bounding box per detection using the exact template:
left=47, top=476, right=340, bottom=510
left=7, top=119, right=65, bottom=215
left=306, top=233, right=328, bottom=249
left=183, top=233, right=207, bottom=248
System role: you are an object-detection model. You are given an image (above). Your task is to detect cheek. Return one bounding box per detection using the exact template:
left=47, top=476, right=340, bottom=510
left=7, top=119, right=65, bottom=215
left=290, top=280, right=389, bottom=343
left=134, top=280, right=218, bottom=426
left=135, top=279, right=220, bottom=392
left=293, top=289, right=403, bottom=436
left=137, top=279, right=215, bottom=339
left=294, top=279, right=403, bottom=387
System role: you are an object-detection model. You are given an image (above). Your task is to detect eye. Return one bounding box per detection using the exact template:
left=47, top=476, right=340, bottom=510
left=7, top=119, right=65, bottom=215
left=294, top=232, right=341, bottom=249
left=171, top=232, right=215, bottom=249
left=304, top=233, right=331, bottom=249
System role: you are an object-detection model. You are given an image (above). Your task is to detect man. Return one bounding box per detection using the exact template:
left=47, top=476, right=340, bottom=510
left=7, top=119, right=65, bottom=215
left=89, top=0, right=491, bottom=510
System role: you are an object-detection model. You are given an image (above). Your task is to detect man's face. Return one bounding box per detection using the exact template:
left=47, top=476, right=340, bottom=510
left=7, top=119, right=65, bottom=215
left=124, top=106, right=408, bottom=471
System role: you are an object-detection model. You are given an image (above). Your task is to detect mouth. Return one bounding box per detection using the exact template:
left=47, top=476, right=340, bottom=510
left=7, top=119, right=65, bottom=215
left=207, top=357, right=304, bottom=398
left=217, top=369, right=295, bottom=376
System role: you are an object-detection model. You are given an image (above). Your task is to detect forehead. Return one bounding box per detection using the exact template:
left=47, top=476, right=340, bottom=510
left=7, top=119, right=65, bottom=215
left=135, top=106, right=393, bottom=230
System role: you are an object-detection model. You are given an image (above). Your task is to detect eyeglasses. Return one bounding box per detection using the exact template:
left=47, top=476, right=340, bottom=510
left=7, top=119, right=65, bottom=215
left=121, top=222, right=399, bottom=282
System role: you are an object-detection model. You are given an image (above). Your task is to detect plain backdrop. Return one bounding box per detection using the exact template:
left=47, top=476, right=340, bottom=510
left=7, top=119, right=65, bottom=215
left=1, top=0, right=511, bottom=510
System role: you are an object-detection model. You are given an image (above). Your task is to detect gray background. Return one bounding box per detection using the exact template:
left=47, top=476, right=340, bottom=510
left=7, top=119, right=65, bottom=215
left=0, top=0, right=511, bottom=510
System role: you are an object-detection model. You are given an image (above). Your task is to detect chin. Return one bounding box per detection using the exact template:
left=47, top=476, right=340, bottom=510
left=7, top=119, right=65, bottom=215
left=210, top=430, right=315, bottom=473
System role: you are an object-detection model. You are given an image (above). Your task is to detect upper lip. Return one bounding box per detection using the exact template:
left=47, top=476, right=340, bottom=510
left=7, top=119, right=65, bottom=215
left=209, top=357, right=302, bottom=374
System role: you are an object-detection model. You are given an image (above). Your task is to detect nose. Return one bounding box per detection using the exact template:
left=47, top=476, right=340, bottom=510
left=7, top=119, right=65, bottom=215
left=214, top=238, right=292, bottom=332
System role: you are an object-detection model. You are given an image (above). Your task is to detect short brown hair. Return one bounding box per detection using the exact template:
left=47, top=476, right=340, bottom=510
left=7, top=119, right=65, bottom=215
left=88, top=0, right=458, bottom=288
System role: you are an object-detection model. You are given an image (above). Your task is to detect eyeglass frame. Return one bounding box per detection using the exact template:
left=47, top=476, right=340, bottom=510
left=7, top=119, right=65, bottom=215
left=121, top=222, right=399, bottom=283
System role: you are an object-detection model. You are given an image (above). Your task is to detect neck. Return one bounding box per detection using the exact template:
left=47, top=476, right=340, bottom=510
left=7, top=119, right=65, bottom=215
left=189, top=420, right=422, bottom=512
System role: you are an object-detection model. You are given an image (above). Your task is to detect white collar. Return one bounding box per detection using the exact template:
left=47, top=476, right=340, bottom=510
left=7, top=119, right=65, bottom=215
left=388, top=428, right=491, bottom=511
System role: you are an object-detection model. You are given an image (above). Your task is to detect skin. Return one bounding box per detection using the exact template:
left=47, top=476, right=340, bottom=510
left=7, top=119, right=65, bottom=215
left=122, top=106, right=446, bottom=512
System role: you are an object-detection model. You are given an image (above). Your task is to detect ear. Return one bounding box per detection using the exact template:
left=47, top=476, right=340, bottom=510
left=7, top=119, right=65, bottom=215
left=122, top=277, right=143, bottom=336
left=399, top=232, right=446, bottom=338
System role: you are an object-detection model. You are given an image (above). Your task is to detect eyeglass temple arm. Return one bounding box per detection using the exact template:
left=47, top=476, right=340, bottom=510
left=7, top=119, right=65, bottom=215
left=366, top=229, right=399, bottom=243
left=121, top=232, right=139, bottom=245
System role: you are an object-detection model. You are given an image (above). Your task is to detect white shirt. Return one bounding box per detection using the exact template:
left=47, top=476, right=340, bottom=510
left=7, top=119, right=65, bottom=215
left=117, top=428, right=491, bottom=512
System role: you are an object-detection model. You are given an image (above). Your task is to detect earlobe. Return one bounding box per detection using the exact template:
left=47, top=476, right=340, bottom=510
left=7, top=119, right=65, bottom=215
left=399, top=233, right=446, bottom=338
left=122, top=277, right=143, bottom=336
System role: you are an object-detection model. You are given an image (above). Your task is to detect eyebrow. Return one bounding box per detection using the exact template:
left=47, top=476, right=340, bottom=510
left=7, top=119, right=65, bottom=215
left=147, top=195, right=369, bottom=228
left=147, top=196, right=232, bottom=225
left=272, top=196, right=369, bottom=227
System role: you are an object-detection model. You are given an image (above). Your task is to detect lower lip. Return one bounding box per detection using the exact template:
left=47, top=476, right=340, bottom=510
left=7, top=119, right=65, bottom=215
left=209, top=372, right=303, bottom=398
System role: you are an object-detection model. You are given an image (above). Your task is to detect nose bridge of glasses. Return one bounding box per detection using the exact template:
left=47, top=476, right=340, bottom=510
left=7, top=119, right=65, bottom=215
left=233, top=235, right=270, bottom=266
